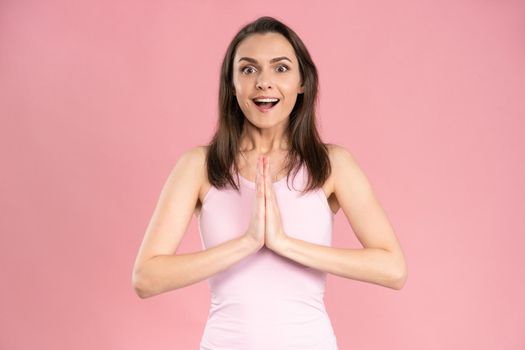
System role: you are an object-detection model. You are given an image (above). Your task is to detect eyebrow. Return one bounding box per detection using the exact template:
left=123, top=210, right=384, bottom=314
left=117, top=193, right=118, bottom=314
left=237, top=56, right=293, bottom=64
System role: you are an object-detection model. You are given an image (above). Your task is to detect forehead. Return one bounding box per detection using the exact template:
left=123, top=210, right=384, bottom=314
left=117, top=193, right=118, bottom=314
left=234, top=32, right=297, bottom=64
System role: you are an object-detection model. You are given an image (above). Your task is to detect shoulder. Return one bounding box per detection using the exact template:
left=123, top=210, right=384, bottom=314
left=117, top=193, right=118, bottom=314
left=174, top=145, right=207, bottom=171
left=167, top=146, right=210, bottom=206
left=325, top=143, right=359, bottom=171
left=325, top=143, right=368, bottom=190
left=186, top=145, right=208, bottom=159
left=169, top=145, right=208, bottom=186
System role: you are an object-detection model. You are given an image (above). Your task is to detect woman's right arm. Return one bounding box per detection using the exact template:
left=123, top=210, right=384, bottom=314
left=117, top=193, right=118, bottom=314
left=131, top=146, right=260, bottom=299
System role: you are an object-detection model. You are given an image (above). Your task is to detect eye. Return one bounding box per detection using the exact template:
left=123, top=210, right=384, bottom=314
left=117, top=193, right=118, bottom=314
left=276, top=64, right=289, bottom=73
left=241, top=66, right=256, bottom=74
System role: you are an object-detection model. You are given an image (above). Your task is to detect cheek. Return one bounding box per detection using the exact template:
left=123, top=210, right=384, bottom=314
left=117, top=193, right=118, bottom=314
left=281, top=85, right=300, bottom=102
left=234, top=94, right=251, bottom=113
left=279, top=77, right=302, bottom=95
left=232, top=74, right=242, bottom=92
left=233, top=80, right=250, bottom=99
left=242, top=100, right=252, bottom=110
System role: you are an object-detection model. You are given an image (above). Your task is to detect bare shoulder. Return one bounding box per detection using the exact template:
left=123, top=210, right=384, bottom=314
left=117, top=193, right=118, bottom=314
left=325, top=143, right=363, bottom=182
left=186, top=144, right=208, bottom=160
left=170, top=145, right=207, bottom=193
left=174, top=145, right=207, bottom=179
left=326, top=142, right=355, bottom=163
left=326, top=142, right=379, bottom=212
left=186, top=145, right=211, bottom=205
left=320, top=143, right=352, bottom=214
left=323, top=143, right=371, bottom=213
left=186, top=145, right=208, bottom=165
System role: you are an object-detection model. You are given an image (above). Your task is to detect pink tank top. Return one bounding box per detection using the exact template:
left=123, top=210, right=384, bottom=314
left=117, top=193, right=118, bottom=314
left=197, top=164, right=339, bottom=349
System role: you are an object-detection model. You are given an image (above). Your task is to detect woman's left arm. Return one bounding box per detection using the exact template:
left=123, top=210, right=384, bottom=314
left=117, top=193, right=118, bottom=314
left=277, top=145, right=408, bottom=290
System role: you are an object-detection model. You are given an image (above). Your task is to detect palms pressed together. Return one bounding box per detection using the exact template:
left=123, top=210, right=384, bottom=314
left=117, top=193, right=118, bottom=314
left=246, top=156, right=289, bottom=253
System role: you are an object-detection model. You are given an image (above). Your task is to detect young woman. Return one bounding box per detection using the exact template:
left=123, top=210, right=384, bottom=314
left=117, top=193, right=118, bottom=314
left=132, top=16, right=407, bottom=350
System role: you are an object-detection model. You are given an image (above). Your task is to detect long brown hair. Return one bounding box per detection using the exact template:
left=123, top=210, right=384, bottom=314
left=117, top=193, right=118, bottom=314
left=205, top=16, right=331, bottom=193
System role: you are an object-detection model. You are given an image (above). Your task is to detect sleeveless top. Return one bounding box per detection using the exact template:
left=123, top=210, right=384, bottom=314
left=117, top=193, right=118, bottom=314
left=197, top=164, right=339, bottom=350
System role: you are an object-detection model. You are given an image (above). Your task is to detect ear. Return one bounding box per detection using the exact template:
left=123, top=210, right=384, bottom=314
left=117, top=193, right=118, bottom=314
left=298, top=84, right=304, bottom=94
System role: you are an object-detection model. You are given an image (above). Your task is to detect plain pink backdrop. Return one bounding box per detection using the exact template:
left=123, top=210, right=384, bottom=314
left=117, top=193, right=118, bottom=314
left=1, top=0, right=524, bottom=349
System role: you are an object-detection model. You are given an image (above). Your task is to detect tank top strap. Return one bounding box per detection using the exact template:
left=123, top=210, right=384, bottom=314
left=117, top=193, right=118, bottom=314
left=279, top=162, right=309, bottom=192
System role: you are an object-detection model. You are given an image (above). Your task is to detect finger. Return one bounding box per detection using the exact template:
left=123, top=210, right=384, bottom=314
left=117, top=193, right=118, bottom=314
left=263, top=157, right=267, bottom=200
left=248, top=158, right=264, bottom=243
left=264, top=158, right=275, bottom=219
left=257, top=156, right=264, bottom=198
left=265, top=157, right=273, bottom=199
left=265, top=157, right=281, bottom=218
left=261, top=157, right=267, bottom=221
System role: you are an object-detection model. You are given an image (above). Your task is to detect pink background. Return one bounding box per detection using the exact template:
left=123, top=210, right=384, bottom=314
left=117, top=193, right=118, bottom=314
left=1, top=0, right=524, bottom=349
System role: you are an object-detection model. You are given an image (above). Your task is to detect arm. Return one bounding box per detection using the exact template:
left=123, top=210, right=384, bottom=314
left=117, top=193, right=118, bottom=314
left=131, top=146, right=259, bottom=299
left=278, top=145, right=408, bottom=290
left=279, top=239, right=405, bottom=290
left=134, top=235, right=258, bottom=298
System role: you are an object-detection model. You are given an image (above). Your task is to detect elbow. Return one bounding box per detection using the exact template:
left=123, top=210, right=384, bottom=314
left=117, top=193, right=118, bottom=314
left=132, top=267, right=154, bottom=299
left=383, top=248, right=407, bottom=290
left=390, top=261, right=408, bottom=290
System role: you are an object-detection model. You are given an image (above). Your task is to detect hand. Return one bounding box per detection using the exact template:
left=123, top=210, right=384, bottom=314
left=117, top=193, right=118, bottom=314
left=263, top=156, right=289, bottom=253
left=244, top=155, right=265, bottom=251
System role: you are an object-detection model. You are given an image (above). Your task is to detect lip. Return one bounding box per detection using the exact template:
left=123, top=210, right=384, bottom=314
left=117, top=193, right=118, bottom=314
left=252, top=98, right=280, bottom=113
left=252, top=95, right=280, bottom=100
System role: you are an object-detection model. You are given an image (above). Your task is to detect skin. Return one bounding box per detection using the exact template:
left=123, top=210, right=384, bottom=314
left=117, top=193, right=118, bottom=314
left=131, top=33, right=408, bottom=299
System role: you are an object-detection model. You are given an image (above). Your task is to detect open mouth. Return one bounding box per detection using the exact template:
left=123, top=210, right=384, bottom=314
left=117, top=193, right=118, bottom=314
left=252, top=99, right=280, bottom=109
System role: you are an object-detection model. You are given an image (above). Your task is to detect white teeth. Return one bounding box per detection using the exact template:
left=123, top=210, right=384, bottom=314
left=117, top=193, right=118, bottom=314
left=253, top=98, right=279, bottom=102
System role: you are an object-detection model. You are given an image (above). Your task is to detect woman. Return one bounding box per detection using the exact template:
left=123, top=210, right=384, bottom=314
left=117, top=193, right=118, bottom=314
left=132, top=16, right=407, bottom=349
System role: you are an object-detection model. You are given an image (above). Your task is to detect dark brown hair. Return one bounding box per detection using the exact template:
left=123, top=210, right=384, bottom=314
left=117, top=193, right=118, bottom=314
left=205, top=15, right=331, bottom=193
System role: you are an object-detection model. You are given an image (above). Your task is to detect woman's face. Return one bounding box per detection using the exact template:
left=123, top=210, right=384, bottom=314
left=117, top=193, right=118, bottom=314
left=232, top=32, right=304, bottom=127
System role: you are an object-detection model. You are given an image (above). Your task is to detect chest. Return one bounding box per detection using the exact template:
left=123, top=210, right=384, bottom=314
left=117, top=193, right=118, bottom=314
left=198, top=186, right=334, bottom=249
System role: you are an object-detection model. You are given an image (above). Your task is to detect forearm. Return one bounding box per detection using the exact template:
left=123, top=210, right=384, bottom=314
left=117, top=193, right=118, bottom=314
left=279, top=236, right=407, bottom=290
left=134, top=235, right=259, bottom=298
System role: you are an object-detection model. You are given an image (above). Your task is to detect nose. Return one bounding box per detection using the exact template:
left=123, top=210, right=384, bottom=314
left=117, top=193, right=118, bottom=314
left=255, top=71, right=272, bottom=90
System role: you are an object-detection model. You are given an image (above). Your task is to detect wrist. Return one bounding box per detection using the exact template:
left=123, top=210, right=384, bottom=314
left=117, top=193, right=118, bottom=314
left=272, top=235, right=291, bottom=257
left=242, top=233, right=263, bottom=253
